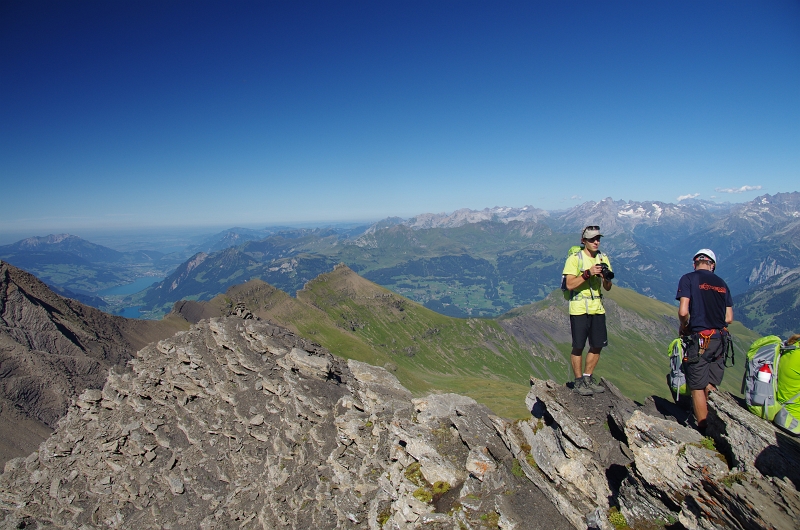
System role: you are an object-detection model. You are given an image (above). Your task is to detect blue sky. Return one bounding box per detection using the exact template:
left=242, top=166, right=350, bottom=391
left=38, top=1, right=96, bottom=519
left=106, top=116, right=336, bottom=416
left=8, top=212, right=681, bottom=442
left=1, top=0, right=798, bottom=240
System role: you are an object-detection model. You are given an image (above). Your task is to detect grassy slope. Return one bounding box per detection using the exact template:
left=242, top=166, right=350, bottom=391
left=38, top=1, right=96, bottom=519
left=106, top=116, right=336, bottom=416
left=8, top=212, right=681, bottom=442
left=294, top=266, right=548, bottom=418
left=496, top=288, right=676, bottom=402
left=736, top=269, right=800, bottom=337
left=191, top=269, right=552, bottom=418
left=603, top=286, right=759, bottom=399
left=181, top=268, right=762, bottom=418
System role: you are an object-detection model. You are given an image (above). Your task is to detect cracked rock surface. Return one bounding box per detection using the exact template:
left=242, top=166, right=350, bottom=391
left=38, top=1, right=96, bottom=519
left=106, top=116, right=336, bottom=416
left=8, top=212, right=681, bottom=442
left=0, top=317, right=571, bottom=529
left=510, top=377, right=800, bottom=530
left=1, top=314, right=798, bottom=529
left=0, top=261, right=187, bottom=465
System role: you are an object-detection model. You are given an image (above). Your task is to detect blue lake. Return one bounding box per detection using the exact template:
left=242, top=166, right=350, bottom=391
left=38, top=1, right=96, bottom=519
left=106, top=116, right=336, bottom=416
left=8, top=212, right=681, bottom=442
left=98, top=277, right=164, bottom=296
left=118, top=306, right=143, bottom=318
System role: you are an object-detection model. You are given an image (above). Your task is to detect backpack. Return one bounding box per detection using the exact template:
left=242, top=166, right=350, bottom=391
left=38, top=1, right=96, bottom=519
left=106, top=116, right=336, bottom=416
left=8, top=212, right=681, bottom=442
left=560, top=245, right=586, bottom=300
left=742, top=335, right=800, bottom=435
left=666, top=338, right=690, bottom=404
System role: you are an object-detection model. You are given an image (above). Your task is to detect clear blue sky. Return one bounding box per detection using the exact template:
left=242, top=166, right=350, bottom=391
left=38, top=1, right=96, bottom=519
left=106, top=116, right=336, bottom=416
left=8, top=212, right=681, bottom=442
left=1, top=0, right=798, bottom=239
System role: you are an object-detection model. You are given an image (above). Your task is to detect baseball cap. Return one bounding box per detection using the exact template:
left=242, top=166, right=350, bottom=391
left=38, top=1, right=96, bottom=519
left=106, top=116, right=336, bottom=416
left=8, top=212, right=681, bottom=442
left=693, top=248, right=717, bottom=264
left=582, top=226, right=602, bottom=239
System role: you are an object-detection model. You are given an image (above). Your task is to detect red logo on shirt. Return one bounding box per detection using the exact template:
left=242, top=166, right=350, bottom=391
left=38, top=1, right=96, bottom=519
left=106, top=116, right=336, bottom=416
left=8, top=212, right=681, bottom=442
left=699, top=283, right=726, bottom=294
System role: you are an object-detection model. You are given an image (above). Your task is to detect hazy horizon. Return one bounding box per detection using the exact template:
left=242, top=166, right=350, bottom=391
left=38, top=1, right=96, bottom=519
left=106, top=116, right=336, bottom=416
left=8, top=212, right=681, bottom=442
left=2, top=1, right=798, bottom=237
left=0, top=192, right=775, bottom=248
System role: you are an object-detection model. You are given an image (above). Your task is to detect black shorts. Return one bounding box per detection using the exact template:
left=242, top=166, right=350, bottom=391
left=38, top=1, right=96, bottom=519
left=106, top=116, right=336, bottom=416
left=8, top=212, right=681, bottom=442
left=685, top=337, right=725, bottom=390
left=569, top=314, right=608, bottom=350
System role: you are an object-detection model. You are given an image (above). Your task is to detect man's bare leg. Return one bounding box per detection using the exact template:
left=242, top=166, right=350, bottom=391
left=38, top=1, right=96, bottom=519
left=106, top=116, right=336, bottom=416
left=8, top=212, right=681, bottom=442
left=585, top=348, right=602, bottom=375
left=571, top=348, right=602, bottom=377
left=571, top=348, right=584, bottom=378
left=691, top=386, right=716, bottom=432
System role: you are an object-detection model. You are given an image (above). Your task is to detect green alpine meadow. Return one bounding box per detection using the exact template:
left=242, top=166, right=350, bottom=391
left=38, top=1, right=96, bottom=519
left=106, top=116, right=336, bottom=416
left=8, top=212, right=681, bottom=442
left=172, top=264, right=760, bottom=418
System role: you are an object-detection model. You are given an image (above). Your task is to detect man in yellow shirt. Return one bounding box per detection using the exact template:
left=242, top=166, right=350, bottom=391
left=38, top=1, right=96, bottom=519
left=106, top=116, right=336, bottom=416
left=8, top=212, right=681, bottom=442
left=562, top=226, right=613, bottom=396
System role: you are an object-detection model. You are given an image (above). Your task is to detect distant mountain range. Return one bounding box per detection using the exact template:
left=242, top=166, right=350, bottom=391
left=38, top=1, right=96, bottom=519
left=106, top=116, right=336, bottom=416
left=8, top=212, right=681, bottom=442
left=135, top=192, right=800, bottom=336
left=3, top=192, right=799, bottom=336
left=0, top=234, right=172, bottom=297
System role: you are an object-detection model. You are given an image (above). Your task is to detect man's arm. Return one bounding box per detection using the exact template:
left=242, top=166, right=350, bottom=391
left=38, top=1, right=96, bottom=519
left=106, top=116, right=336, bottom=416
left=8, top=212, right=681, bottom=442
left=678, top=297, right=690, bottom=334
left=725, top=306, right=733, bottom=325
left=563, top=255, right=581, bottom=290
left=565, top=264, right=603, bottom=290
left=567, top=274, right=586, bottom=291
left=565, top=274, right=585, bottom=290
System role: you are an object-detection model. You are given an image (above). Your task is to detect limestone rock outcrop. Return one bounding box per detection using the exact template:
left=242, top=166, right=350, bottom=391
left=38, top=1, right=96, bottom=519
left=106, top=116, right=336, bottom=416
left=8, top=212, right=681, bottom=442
left=0, top=313, right=798, bottom=529
left=512, top=377, right=800, bottom=530
left=0, top=317, right=571, bottom=529
left=0, top=261, right=188, bottom=465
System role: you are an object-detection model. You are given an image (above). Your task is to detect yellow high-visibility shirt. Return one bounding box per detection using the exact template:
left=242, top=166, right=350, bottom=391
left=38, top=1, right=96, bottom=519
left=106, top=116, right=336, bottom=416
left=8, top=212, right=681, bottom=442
left=562, top=251, right=612, bottom=315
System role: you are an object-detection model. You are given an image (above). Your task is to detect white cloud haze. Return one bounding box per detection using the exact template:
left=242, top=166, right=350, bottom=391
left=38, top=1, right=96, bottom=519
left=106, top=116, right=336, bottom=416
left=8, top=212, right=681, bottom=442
left=715, top=185, right=762, bottom=194
left=677, top=193, right=700, bottom=201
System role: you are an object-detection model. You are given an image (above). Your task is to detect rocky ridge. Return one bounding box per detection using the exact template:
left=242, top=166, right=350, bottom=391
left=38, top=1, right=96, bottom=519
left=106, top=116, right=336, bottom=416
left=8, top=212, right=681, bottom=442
left=0, top=315, right=571, bottom=529
left=549, top=197, right=729, bottom=240
left=1, top=313, right=798, bottom=529
left=0, top=261, right=188, bottom=466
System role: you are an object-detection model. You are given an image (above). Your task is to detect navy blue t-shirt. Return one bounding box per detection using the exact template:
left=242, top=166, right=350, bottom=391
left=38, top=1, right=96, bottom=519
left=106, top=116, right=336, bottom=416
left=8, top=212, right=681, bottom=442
left=675, top=269, right=733, bottom=332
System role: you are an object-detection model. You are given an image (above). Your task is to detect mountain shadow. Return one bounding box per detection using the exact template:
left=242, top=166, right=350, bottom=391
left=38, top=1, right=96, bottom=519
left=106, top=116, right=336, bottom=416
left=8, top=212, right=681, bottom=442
left=0, top=261, right=189, bottom=466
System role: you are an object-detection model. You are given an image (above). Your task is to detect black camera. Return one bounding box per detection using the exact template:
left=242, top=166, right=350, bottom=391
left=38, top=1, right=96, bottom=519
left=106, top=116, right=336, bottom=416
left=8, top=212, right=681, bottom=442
left=599, top=263, right=614, bottom=280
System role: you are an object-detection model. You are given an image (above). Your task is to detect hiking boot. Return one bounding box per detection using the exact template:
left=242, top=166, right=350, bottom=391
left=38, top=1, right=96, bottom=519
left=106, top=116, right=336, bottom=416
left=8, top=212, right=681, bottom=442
left=573, top=378, right=594, bottom=396
left=584, top=375, right=605, bottom=393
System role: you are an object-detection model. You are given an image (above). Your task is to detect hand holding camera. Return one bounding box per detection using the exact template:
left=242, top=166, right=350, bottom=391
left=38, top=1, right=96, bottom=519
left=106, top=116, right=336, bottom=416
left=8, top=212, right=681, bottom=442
left=581, top=262, right=615, bottom=282
left=599, top=262, right=614, bottom=280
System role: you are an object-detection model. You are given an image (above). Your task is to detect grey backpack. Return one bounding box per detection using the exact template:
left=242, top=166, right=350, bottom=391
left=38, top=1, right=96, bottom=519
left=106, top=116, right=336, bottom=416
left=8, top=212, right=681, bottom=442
left=666, top=338, right=689, bottom=403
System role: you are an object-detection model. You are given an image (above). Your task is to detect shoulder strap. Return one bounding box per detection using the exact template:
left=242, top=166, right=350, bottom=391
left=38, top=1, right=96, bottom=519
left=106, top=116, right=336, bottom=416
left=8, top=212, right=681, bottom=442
left=588, top=251, right=602, bottom=300
left=567, top=251, right=582, bottom=301
left=722, top=328, right=734, bottom=367
left=775, top=392, right=800, bottom=433
left=783, top=391, right=800, bottom=406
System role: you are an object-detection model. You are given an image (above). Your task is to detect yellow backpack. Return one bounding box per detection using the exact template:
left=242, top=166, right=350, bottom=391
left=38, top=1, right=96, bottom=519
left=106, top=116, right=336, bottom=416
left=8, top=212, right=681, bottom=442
left=742, top=334, right=800, bottom=435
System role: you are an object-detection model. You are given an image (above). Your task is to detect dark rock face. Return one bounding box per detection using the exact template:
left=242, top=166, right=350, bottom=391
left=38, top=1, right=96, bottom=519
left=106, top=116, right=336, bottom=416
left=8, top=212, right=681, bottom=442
left=0, top=312, right=798, bottom=529
left=0, top=261, right=187, bottom=466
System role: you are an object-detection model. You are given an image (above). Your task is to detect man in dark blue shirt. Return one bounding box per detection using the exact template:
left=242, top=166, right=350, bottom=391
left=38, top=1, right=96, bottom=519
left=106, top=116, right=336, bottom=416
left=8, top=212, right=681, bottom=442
left=676, top=249, right=733, bottom=433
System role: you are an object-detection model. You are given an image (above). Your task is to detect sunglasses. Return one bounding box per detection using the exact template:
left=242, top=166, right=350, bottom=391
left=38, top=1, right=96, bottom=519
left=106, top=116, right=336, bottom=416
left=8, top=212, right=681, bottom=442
left=585, top=236, right=601, bottom=243
left=582, top=226, right=601, bottom=240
